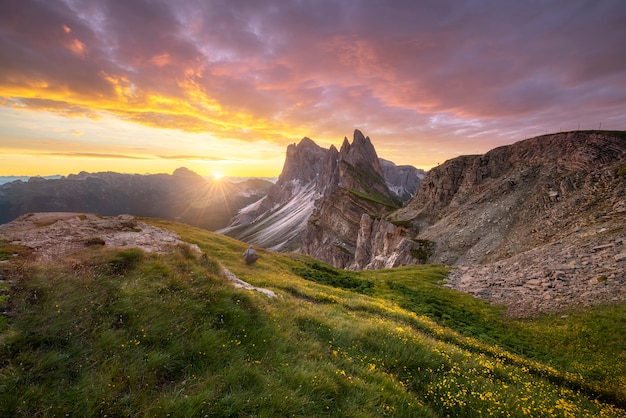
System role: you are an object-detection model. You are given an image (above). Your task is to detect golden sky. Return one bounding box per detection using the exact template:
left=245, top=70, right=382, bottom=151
left=1, top=1, right=625, bottom=177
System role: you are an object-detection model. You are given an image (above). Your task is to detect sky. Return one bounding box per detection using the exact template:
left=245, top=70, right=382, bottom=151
left=1, top=0, right=625, bottom=178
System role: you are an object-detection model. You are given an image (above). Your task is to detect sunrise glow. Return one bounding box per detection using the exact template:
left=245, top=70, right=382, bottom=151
left=1, top=1, right=625, bottom=177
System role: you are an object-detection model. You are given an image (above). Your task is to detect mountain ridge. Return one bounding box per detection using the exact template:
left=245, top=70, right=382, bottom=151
left=0, top=168, right=272, bottom=230
left=219, top=130, right=424, bottom=251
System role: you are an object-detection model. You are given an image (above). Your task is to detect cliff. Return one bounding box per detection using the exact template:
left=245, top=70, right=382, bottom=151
left=350, top=132, right=626, bottom=294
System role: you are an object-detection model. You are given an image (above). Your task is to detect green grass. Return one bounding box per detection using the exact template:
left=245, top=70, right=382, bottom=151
left=0, top=220, right=624, bottom=417
left=347, top=188, right=400, bottom=209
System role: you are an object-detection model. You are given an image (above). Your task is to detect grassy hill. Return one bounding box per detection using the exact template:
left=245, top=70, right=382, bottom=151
left=0, top=219, right=625, bottom=417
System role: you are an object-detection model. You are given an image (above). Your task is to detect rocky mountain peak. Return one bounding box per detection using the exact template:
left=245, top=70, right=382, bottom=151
left=221, top=130, right=421, bottom=253
left=172, top=167, right=204, bottom=181
left=278, top=137, right=327, bottom=186
left=338, top=130, right=385, bottom=179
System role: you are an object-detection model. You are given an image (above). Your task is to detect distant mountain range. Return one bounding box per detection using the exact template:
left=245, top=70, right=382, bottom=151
left=0, top=168, right=272, bottom=230
left=0, top=175, right=63, bottom=185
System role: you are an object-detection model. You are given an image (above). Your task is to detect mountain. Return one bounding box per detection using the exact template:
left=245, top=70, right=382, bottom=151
left=301, top=131, right=402, bottom=267
left=219, top=130, right=423, bottom=252
left=0, top=168, right=272, bottom=230
left=350, top=130, right=626, bottom=315
left=0, top=175, right=62, bottom=185
left=379, top=158, right=425, bottom=201
left=217, top=137, right=328, bottom=251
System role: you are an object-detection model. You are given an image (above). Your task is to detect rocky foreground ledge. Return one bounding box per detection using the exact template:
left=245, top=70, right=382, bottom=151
left=0, top=212, right=199, bottom=259
left=0, top=212, right=278, bottom=298
left=445, top=221, right=626, bottom=318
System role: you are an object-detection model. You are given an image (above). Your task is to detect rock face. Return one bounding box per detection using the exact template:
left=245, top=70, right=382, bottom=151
left=445, top=231, right=626, bottom=318
left=386, top=131, right=626, bottom=266
left=218, top=138, right=328, bottom=251
left=220, top=130, right=421, bottom=253
left=351, top=130, right=626, bottom=316
left=301, top=131, right=401, bottom=268
left=0, top=169, right=272, bottom=231
left=379, top=159, right=425, bottom=201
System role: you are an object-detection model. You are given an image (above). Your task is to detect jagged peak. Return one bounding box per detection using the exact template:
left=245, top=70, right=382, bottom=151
left=353, top=129, right=367, bottom=144
left=279, top=136, right=328, bottom=186
left=339, top=137, right=351, bottom=155
left=336, top=130, right=383, bottom=178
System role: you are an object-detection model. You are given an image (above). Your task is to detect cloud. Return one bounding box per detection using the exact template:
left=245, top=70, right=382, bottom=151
left=46, top=152, right=148, bottom=160
left=155, top=154, right=229, bottom=161
left=0, top=0, right=625, bottom=169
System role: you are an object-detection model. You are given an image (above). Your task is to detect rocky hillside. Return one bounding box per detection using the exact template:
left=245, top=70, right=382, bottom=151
left=219, top=130, right=423, bottom=252
left=351, top=130, right=626, bottom=316
left=0, top=168, right=271, bottom=231
left=301, top=132, right=402, bottom=267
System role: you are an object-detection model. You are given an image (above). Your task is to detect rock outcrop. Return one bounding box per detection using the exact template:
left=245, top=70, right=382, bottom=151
left=0, top=212, right=198, bottom=260
left=301, top=131, right=401, bottom=268
left=220, top=130, right=422, bottom=253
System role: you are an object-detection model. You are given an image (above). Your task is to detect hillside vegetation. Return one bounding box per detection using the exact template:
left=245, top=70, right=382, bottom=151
left=0, top=220, right=625, bottom=417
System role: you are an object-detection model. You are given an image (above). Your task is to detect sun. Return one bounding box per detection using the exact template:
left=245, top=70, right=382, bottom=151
left=213, top=172, right=223, bottom=180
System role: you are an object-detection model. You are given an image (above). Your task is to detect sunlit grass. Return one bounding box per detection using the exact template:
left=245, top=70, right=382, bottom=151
left=0, top=221, right=624, bottom=416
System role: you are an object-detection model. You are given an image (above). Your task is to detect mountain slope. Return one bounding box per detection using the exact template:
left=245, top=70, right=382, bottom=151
left=217, top=137, right=328, bottom=250
left=0, top=216, right=624, bottom=416
left=351, top=130, right=626, bottom=315
left=379, top=158, right=425, bottom=201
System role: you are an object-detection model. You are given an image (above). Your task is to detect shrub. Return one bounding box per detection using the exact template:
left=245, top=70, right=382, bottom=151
left=410, top=239, right=434, bottom=263
left=292, top=261, right=373, bottom=294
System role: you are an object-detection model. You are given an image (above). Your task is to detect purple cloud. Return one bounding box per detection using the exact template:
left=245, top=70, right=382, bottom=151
left=0, top=0, right=625, bottom=168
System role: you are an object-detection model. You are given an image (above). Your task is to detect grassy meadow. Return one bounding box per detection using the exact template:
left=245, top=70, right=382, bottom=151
left=0, top=219, right=625, bottom=417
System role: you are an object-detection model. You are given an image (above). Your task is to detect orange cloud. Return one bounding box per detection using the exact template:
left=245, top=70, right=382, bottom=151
left=0, top=0, right=625, bottom=177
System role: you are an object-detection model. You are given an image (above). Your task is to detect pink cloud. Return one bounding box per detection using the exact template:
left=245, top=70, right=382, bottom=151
left=1, top=0, right=625, bottom=169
